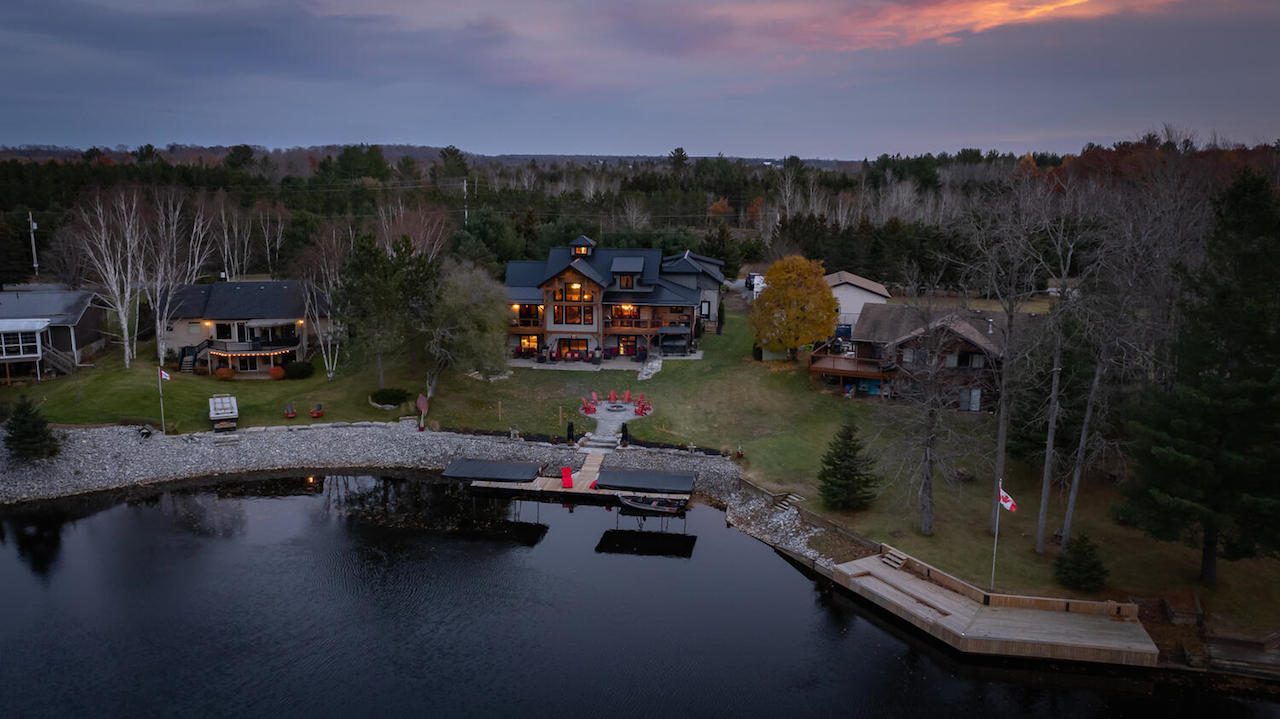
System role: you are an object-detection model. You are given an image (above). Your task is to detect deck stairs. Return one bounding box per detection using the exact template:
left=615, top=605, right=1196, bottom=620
left=774, top=492, right=805, bottom=510
left=581, top=432, right=620, bottom=451
left=41, top=344, right=77, bottom=375
left=880, top=548, right=908, bottom=570
left=180, top=354, right=196, bottom=373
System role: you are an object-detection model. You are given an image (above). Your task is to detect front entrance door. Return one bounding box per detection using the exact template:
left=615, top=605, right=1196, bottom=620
left=618, top=336, right=637, bottom=356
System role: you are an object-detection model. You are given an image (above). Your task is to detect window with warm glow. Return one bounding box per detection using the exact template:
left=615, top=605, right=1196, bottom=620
left=565, top=306, right=582, bottom=324
left=566, top=283, right=582, bottom=302
left=573, top=246, right=589, bottom=256
left=612, top=305, right=638, bottom=319
left=619, top=274, right=633, bottom=289
left=520, top=335, right=539, bottom=350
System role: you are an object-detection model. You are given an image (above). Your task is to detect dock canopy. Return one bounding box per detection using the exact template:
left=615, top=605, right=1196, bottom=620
left=443, top=459, right=544, bottom=483
left=593, top=469, right=694, bottom=494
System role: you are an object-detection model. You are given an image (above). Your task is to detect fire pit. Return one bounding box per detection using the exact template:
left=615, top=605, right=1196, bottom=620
left=605, top=403, right=627, bottom=413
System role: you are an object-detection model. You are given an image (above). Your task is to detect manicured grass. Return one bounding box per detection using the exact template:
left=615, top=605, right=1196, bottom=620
left=6, top=315, right=1278, bottom=632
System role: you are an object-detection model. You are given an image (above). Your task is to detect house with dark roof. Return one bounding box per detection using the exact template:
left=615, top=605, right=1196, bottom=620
left=809, top=303, right=1032, bottom=411
left=160, top=281, right=327, bottom=376
left=0, top=284, right=104, bottom=382
left=503, top=236, right=724, bottom=361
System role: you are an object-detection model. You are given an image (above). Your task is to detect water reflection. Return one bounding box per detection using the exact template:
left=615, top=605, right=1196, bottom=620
left=0, top=513, right=72, bottom=579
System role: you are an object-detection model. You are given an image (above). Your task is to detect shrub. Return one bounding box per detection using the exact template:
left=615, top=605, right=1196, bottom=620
left=4, top=396, right=60, bottom=461
left=370, top=387, right=411, bottom=406
left=214, top=367, right=236, bottom=381
left=166, top=361, right=180, bottom=371
left=817, top=419, right=879, bottom=510
left=268, top=366, right=286, bottom=380
left=193, top=365, right=210, bottom=376
left=1055, top=533, right=1109, bottom=593
left=283, top=360, right=314, bottom=380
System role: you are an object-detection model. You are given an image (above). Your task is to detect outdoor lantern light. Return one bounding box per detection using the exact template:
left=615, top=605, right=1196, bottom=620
left=202, top=321, right=212, bottom=326
left=297, top=319, right=304, bottom=325
left=570, top=283, right=581, bottom=289
left=512, top=304, right=520, bottom=311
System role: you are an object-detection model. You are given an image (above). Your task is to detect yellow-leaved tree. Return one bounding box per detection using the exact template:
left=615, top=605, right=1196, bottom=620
left=749, top=255, right=838, bottom=359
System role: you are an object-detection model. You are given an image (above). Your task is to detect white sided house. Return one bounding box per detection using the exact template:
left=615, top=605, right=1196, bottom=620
left=161, top=281, right=328, bottom=376
left=824, top=271, right=891, bottom=337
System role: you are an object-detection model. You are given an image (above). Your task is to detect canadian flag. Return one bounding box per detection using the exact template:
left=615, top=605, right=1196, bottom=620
left=999, top=486, right=1017, bottom=513
left=159, top=368, right=171, bottom=381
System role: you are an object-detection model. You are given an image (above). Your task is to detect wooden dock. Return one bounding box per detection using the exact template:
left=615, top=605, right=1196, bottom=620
left=469, top=458, right=690, bottom=505
left=832, top=548, right=1160, bottom=667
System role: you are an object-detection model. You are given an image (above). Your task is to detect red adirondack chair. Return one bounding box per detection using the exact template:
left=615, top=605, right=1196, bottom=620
left=623, top=390, right=632, bottom=403
left=590, top=391, right=600, bottom=405
left=608, top=390, right=617, bottom=403
left=560, top=466, right=573, bottom=489
left=309, top=403, right=324, bottom=418
left=284, top=404, right=296, bottom=419
left=581, top=397, right=596, bottom=414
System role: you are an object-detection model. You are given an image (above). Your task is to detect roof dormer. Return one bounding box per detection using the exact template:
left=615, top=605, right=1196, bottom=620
left=569, top=235, right=596, bottom=257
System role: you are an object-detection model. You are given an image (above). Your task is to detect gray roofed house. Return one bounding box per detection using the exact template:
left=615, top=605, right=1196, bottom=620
left=162, top=280, right=329, bottom=378
left=811, top=303, right=1035, bottom=411
left=0, top=284, right=105, bottom=381
left=503, top=237, right=724, bottom=363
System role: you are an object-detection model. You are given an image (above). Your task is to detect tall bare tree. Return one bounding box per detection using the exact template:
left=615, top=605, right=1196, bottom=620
left=72, top=187, right=148, bottom=368
left=375, top=197, right=452, bottom=261
left=144, top=187, right=214, bottom=361
left=253, top=198, right=290, bottom=276
left=962, top=176, right=1043, bottom=534
left=213, top=191, right=253, bottom=280
left=296, top=221, right=353, bottom=380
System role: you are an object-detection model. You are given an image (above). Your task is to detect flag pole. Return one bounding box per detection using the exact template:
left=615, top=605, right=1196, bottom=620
left=158, top=367, right=166, bottom=436
left=990, top=478, right=1002, bottom=591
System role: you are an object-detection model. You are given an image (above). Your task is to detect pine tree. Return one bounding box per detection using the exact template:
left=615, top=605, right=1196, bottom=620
left=818, top=419, right=879, bottom=510
left=4, top=396, right=60, bottom=462
left=1119, top=170, right=1280, bottom=586
left=1054, top=533, right=1108, bottom=592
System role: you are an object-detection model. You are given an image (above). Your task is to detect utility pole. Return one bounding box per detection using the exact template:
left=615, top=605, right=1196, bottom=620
left=28, top=211, right=39, bottom=278
left=462, top=178, right=469, bottom=223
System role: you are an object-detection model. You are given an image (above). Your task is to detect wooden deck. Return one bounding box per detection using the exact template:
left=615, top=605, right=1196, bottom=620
left=808, top=354, right=893, bottom=380
left=833, top=552, right=1159, bottom=667
left=469, top=456, right=691, bottom=505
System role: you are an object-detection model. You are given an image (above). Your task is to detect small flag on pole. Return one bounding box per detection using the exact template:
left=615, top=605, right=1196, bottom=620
left=159, top=368, right=171, bottom=381
left=999, top=486, right=1017, bottom=513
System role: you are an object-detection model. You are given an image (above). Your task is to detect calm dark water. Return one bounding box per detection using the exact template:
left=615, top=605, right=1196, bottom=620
left=0, top=476, right=1274, bottom=719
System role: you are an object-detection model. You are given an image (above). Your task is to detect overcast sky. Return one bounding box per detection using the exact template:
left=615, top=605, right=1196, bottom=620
left=1, top=0, right=1276, bottom=158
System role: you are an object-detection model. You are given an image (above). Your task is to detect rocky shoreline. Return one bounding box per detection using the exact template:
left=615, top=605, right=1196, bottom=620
left=0, top=421, right=827, bottom=564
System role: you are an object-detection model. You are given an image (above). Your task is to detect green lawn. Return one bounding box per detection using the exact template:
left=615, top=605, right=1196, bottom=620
left=5, top=315, right=1278, bottom=633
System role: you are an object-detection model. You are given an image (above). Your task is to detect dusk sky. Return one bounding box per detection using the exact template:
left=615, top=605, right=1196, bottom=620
left=1, top=0, right=1276, bottom=158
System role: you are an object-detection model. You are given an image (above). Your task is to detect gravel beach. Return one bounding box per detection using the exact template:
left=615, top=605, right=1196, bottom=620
left=0, top=420, right=826, bottom=562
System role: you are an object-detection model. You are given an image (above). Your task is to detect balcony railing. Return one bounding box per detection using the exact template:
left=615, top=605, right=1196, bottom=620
left=208, top=338, right=300, bottom=354
left=509, top=318, right=542, bottom=328
left=604, top=318, right=649, bottom=329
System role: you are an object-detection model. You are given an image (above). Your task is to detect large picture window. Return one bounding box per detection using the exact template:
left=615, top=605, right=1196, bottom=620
left=565, top=306, right=582, bottom=324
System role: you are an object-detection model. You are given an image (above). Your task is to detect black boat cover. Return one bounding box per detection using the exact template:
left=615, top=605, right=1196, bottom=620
left=442, top=459, right=544, bottom=482
left=595, top=530, right=696, bottom=558
left=594, top=469, right=694, bottom=494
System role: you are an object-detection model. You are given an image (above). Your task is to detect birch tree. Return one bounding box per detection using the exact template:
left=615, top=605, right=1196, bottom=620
left=73, top=187, right=148, bottom=368
left=253, top=198, right=289, bottom=276
left=296, top=221, right=353, bottom=380
left=213, top=191, right=253, bottom=280
left=144, top=187, right=214, bottom=361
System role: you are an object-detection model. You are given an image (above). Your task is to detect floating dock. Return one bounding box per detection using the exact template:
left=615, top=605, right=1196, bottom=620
left=457, top=458, right=694, bottom=505
left=831, top=546, right=1159, bottom=667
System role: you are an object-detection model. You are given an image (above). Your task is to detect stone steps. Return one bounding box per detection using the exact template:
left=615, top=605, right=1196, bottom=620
left=774, top=492, right=805, bottom=510
left=881, top=549, right=908, bottom=569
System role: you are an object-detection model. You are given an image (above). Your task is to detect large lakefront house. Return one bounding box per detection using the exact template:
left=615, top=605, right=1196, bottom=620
left=503, top=236, right=724, bottom=360
left=161, top=281, right=328, bottom=376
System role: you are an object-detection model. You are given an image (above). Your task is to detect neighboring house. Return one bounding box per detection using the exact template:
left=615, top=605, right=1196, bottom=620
left=161, top=281, right=327, bottom=376
left=809, top=303, right=1028, bottom=412
left=503, top=236, right=723, bottom=360
left=0, top=284, right=103, bottom=383
left=824, top=271, right=891, bottom=337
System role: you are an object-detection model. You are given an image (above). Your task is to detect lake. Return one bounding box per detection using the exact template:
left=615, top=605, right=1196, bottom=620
left=0, top=475, right=1273, bottom=718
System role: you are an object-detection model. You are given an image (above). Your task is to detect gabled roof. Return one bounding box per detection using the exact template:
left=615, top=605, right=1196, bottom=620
left=852, top=304, right=1028, bottom=358
left=506, top=242, right=719, bottom=306
left=171, top=281, right=307, bottom=320
left=0, top=285, right=94, bottom=326
left=569, top=235, right=596, bottom=248
left=825, top=271, right=891, bottom=299
left=661, top=249, right=725, bottom=283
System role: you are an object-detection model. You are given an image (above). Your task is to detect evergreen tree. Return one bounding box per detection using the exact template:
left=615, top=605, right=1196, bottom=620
left=818, top=419, right=879, bottom=510
left=4, top=396, right=60, bottom=461
left=1054, top=533, right=1108, bottom=592
left=1119, top=170, right=1280, bottom=586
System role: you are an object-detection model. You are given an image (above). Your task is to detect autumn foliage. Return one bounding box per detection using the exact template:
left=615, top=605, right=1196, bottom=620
left=749, top=255, right=838, bottom=357
left=709, top=196, right=733, bottom=218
